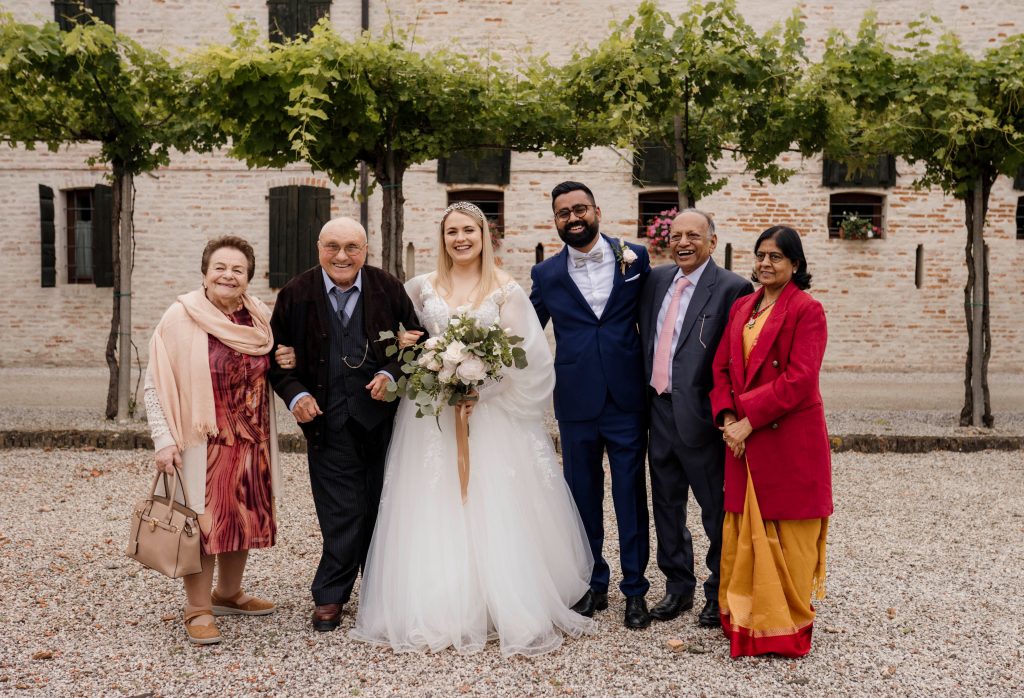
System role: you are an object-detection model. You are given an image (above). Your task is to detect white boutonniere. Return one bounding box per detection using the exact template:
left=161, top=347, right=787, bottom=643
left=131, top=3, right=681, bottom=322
left=615, top=240, right=638, bottom=275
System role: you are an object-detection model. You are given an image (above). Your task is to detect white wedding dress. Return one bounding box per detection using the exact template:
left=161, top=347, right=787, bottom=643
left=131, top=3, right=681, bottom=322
left=350, top=274, right=596, bottom=657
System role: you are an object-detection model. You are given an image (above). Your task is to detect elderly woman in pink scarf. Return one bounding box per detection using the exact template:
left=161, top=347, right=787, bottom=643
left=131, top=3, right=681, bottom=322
left=145, top=235, right=289, bottom=646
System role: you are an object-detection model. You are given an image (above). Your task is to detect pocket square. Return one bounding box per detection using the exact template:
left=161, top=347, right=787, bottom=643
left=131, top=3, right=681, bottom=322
left=624, top=275, right=641, bottom=284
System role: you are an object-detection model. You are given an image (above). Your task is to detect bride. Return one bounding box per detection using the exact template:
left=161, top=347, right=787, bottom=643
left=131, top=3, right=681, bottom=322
left=349, top=201, right=596, bottom=657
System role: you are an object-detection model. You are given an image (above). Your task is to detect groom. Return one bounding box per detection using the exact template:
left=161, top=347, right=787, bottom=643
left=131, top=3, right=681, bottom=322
left=530, top=181, right=653, bottom=629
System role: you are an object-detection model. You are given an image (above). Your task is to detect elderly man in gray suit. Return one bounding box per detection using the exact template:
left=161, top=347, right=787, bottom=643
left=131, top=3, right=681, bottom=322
left=639, top=208, right=753, bottom=628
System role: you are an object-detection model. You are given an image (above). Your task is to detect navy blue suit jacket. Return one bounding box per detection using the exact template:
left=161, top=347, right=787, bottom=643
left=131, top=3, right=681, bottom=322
left=530, top=235, right=651, bottom=422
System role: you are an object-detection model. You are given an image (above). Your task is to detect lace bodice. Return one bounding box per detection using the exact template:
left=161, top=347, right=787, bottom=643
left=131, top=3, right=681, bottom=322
left=414, top=275, right=518, bottom=336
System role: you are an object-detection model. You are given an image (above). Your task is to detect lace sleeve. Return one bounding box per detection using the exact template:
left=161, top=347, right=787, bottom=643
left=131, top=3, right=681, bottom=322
left=144, top=367, right=176, bottom=451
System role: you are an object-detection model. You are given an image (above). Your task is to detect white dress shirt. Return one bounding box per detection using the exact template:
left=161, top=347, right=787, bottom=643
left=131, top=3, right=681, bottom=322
left=650, top=258, right=710, bottom=392
left=566, top=235, right=615, bottom=317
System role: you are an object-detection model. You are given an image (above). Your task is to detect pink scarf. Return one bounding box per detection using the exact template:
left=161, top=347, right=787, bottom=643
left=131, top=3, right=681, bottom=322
left=147, top=289, right=274, bottom=450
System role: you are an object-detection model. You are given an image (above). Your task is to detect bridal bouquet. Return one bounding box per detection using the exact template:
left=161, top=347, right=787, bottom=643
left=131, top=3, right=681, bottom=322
left=379, top=314, right=528, bottom=419
left=379, top=315, right=528, bottom=503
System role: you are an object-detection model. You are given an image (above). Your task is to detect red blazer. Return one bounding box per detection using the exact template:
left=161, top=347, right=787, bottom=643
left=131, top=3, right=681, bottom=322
left=710, top=282, right=833, bottom=520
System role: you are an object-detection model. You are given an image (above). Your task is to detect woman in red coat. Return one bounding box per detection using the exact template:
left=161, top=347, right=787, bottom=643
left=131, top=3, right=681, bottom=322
left=710, top=225, right=832, bottom=658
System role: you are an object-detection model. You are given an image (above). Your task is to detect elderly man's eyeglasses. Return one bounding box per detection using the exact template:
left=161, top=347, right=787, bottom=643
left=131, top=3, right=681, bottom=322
left=321, top=242, right=366, bottom=256
left=554, top=204, right=596, bottom=222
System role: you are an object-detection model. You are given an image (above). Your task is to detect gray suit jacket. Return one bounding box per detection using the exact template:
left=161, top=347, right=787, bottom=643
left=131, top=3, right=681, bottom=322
left=640, top=259, right=753, bottom=448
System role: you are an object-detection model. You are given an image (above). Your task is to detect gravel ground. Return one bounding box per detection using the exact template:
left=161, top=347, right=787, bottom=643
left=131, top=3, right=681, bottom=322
left=1, top=448, right=1021, bottom=696
left=2, top=366, right=1023, bottom=438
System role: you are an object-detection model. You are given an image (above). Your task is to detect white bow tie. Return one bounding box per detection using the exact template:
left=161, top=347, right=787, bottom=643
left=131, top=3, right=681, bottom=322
left=572, top=249, right=604, bottom=268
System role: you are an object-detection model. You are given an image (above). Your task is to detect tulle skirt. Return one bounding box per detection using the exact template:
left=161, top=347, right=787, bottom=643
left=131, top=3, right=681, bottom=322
left=350, top=398, right=597, bottom=657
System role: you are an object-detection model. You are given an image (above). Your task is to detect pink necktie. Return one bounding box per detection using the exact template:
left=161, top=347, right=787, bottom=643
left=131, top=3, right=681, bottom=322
left=651, top=276, right=690, bottom=395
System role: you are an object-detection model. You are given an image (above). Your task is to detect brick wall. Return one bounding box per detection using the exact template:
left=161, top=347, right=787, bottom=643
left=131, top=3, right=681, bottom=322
left=2, top=0, right=1023, bottom=372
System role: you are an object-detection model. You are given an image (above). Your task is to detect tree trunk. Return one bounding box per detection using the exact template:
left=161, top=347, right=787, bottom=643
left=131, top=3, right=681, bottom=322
left=376, top=151, right=406, bottom=280
left=104, top=165, right=122, bottom=420
left=673, top=113, right=694, bottom=209
left=960, top=174, right=993, bottom=427
left=117, top=171, right=134, bottom=420
left=104, top=165, right=136, bottom=420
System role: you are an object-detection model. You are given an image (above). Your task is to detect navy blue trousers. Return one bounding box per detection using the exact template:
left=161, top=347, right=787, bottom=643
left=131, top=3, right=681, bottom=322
left=559, top=401, right=650, bottom=598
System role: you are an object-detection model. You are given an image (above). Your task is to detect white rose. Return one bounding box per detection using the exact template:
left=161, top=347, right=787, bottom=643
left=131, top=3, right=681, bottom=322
left=622, top=247, right=638, bottom=264
left=441, top=340, right=468, bottom=365
left=423, top=336, right=441, bottom=350
left=455, top=355, right=487, bottom=382
left=417, top=351, right=442, bottom=371
left=438, top=364, right=455, bottom=384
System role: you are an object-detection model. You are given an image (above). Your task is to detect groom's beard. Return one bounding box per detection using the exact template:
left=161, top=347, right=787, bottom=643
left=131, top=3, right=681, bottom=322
left=557, top=220, right=600, bottom=249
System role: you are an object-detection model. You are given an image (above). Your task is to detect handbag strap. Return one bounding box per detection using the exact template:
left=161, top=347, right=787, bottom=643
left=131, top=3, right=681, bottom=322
left=147, top=465, right=191, bottom=524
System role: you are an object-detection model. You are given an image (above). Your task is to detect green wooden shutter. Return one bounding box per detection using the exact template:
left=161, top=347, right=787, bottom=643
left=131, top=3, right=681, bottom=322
left=39, top=185, right=56, bottom=288
left=297, top=185, right=329, bottom=273
left=268, top=186, right=296, bottom=288
left=269, top=185, right=330, bottom=288
left=304, top=1, right=331, bottom=34
left=822, top=155, right=896, bottom=188
left=1013, top=166, right=1024, bottom=191
left=92, top=183, right=114, bottom=287
left=267, top=0, right=294, bottom=43
left=92, top=0, right=116, bottom=27
left=437, top=149, right=511, bottom=185
left=632, top=143, right=676, bottom=187
left=53, top=1, right=115, bottom=30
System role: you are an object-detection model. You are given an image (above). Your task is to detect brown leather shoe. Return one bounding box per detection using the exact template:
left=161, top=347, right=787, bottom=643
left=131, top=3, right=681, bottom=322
left=312, top=603, right=342, bottom=632
left=183, top=608, right=222, bottom=646
left=211, top=589, right=276, bottom=617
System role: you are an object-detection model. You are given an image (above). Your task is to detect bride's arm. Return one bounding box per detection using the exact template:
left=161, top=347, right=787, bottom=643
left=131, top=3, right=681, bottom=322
left=479, top=283, right=555, bottom=419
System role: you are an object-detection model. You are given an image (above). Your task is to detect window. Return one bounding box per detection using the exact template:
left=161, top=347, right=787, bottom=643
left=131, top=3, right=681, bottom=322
left=53, top=1, right=116, bottom=31
left=822, top=154, right=896, bottom=188
left=268, top=185, right=332, bottom=288
left=1014, top=166, right=1024, bottom=191
left=66, top=189, right=94, bottom=283
left=268, top=0, right=331, bottom=43
left=1016, top=197, right=1024, bottom=241
left=447, top=190, right=505, bottom=243
left=438, top=149, right=511, bottom=186
left=638, top=190, right=680, bottom=236
left=63, top=185, right=113, bottom=285
left=632, top=142, right=676, bottom=187
left=828, top=192, right=884, bottom=240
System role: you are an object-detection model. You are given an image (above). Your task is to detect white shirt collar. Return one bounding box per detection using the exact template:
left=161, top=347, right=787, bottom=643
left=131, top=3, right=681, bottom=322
left=673, top=257, right=711, bottom=287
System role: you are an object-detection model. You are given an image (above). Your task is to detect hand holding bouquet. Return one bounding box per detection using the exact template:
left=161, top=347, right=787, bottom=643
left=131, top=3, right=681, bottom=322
left=378, top=314, right=527, bottom=419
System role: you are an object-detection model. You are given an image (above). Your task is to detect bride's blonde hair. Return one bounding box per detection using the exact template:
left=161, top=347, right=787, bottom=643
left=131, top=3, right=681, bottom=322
left=435, top=201, right=501, bottom=307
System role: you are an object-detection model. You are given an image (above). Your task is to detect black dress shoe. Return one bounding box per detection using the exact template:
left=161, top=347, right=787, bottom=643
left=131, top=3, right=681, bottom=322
left=312, top=603, right=342, bottom=632
left=649, top=592, right=695, bottom=621
left=570, top=590, right=609, bottom=617
left=624, top=596, right=651, bottom=630
left=698, top=599, right=721, bottom=628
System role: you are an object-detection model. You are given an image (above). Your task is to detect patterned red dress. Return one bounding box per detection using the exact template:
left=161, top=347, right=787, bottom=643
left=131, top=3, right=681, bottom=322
left=202, top=307, right=276, bottom=555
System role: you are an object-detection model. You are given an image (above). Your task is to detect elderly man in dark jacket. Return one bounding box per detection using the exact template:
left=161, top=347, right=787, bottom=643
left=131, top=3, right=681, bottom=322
left=269, top=217, right=422, bottom=632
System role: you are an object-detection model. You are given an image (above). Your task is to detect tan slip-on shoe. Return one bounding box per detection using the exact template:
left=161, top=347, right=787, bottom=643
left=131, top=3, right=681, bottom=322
left=211, top=589, right=276, bottom=617
left=183, top=609, right=222, bottom=646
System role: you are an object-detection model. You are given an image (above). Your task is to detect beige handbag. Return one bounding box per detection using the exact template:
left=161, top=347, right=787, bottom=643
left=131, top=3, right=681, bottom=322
left=126, top=466, right=202, bottom=578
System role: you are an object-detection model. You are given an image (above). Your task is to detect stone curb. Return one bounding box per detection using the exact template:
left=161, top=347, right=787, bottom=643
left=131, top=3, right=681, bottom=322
left=1, top=429, right=1021, bottom=453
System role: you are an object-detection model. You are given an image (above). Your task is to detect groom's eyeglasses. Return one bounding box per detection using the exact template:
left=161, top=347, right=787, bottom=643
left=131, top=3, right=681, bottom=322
left=554, top=204, right=596, bottom=222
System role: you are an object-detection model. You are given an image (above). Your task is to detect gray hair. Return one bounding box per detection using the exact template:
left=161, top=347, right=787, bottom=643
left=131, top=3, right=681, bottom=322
left=674, top=208, right=716, bottom=237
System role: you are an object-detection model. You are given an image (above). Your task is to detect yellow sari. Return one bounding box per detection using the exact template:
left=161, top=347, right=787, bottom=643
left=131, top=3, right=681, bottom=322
left=719, top=306, right=829, bottom=658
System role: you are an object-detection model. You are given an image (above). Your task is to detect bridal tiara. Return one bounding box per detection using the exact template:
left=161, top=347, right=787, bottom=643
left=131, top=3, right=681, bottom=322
left=443, top=201, right=486, bottom=220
